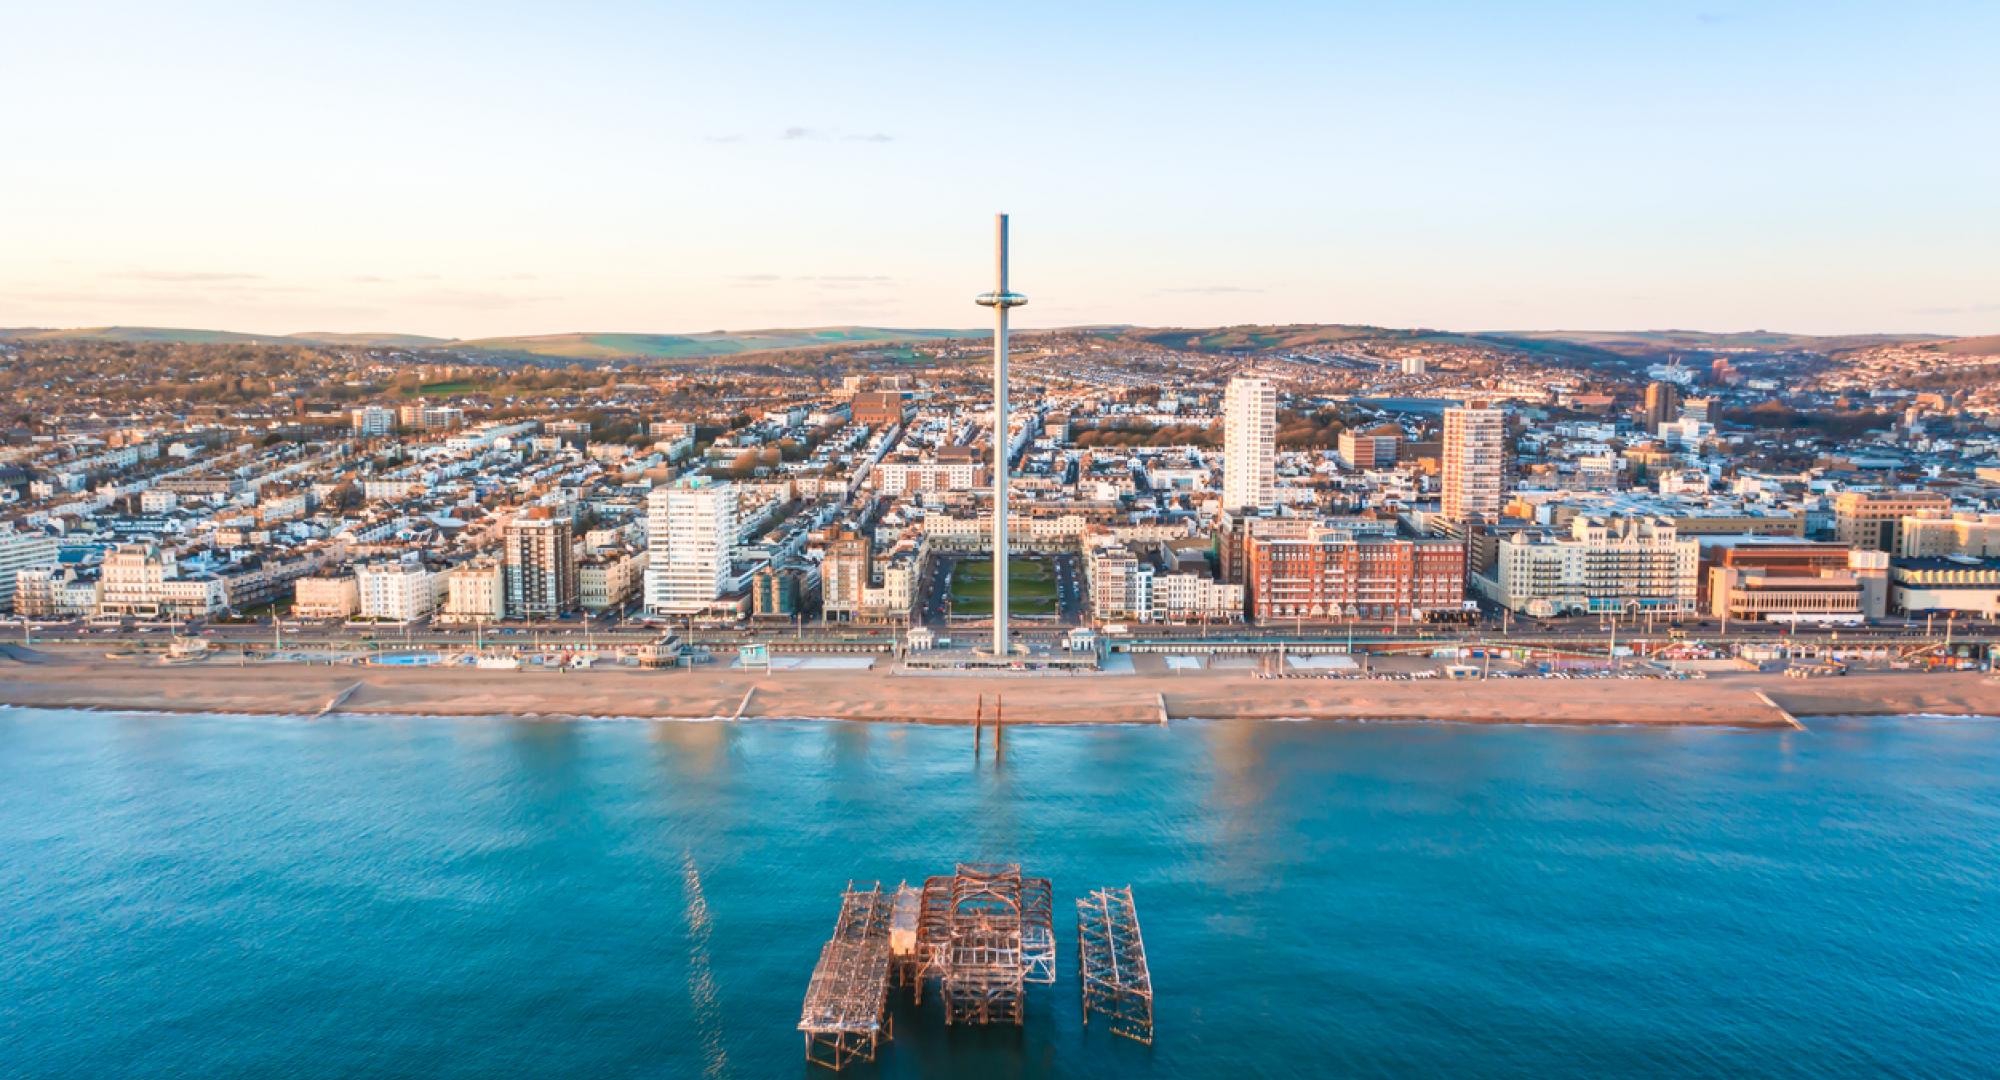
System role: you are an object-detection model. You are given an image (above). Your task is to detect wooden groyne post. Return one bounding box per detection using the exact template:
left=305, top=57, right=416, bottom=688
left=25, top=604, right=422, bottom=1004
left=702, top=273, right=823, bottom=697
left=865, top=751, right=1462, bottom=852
left=732, top=686, right=758, bottom=721
left=973, top=694, right=983, bottom=755
left=1155, top=693, right=1170, bottom=727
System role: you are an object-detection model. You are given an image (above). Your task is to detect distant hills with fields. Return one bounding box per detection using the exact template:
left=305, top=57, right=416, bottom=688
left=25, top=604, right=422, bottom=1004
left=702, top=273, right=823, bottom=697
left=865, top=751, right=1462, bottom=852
left=3, top=323, right=1994, bottom=364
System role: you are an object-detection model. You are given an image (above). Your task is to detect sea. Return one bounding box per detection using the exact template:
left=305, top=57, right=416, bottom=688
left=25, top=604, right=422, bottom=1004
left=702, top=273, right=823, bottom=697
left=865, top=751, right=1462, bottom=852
left=3, top=707, right=1997, bottom=1078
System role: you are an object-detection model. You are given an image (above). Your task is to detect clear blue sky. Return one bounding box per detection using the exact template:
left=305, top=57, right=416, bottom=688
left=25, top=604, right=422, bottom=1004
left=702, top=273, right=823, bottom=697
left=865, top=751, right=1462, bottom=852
left=3, top=1, right=1995, bottom=338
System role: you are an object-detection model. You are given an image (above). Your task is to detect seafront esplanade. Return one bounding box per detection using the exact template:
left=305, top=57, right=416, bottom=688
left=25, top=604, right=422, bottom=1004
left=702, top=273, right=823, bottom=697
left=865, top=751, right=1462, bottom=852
left=975, top=213, right=1027, bottom=656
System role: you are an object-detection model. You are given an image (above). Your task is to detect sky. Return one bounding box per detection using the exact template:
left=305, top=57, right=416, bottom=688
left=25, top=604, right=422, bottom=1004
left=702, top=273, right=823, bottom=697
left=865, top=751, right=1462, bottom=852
left=2, top=1, right=1996, bottom=339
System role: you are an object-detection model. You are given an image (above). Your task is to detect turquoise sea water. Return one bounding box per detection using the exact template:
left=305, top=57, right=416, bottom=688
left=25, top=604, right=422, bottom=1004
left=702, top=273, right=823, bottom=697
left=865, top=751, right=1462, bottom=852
left=3, top=708, right=1997, bottom=1078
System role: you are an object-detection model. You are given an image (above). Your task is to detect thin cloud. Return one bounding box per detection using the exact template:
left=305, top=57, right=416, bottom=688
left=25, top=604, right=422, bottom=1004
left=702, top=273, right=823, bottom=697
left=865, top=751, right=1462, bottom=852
left=108, top=270, right=265, bottom=283
left=729, top=273, right=895, bottom=289
left=402, top=288, right=552, bottom=310
left=1911, top=302, right=2000, bottom=316
left=1158, top=285, right=1265, bottom=295
left=708, top=127, right=894, bottom=144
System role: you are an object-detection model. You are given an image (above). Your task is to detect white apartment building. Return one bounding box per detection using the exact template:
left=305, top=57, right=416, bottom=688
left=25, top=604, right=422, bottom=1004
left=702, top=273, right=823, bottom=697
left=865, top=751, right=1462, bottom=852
left=398, top=404, right=465, bottom=430
left=355, top=561, right=440, bottom=622
left=579, top=549, right=647, bottom=613
left=1482, top=515, right=1700, bottom=617
left=0, top=527, right=60, bottom=612
left=441, top=561, right=505, bottom=623
left=96, top=542, right=227, bottom=620
left=644, top=479, right=739, bottom=615
left=1085, top=539, right=1242, bottom=625
left=1442, top=402, right=1506, bottom=523
left=292, top=575, right=360, bottom=619
left=351, top=406, right=395, bottom=436
left=15, top=566, right=95, bottom=618
left=1222, top=377, right=1276, bottom=513
left=874, top=460, right=982, bottom=496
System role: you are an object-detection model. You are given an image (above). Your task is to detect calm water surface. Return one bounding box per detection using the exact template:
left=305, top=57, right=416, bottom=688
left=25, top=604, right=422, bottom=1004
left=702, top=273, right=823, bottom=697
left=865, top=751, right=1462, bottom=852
left=3, top=708, right=1997, bottom=1078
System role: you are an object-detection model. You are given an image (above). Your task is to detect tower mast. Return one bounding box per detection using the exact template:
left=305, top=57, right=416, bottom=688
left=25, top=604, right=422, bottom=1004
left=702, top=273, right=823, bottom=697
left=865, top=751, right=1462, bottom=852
left=975, top=214, right=1027, bottom=656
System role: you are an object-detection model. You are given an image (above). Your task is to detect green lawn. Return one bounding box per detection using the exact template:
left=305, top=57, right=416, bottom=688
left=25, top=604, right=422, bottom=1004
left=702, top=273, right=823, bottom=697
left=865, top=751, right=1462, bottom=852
left=947, top=558, right=1059, bottom=617
left=405, top=379, right=486, bottom=397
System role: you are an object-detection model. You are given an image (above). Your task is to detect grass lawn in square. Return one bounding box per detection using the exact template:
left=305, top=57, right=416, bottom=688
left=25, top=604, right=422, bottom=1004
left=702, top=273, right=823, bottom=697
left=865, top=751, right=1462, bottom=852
left=947, top=558, right=1059, bottom=618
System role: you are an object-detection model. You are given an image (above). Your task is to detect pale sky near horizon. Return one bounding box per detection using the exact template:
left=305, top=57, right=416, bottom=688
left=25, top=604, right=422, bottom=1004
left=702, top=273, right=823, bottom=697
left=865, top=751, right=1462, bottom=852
left=3, top=1, right=1996, bottom=340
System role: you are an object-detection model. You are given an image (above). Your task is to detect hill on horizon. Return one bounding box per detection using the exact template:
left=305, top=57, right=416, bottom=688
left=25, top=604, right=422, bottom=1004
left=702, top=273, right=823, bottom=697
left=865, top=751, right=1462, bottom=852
left=446, top=327, right=976, bottom=362
left=2, top=323, right=1988, bottom=363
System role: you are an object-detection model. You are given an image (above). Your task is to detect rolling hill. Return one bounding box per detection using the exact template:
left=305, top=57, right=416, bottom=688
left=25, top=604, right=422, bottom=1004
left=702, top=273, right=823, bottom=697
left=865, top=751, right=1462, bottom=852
left=445, top=327, right=975, bottom=362
left=4, top=323, right=1991, bottom=365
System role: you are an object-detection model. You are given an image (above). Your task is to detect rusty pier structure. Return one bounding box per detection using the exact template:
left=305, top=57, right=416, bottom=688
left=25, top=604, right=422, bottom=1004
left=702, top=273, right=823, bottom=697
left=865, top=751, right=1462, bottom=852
left=801, top=861, right=1114, bottom=1071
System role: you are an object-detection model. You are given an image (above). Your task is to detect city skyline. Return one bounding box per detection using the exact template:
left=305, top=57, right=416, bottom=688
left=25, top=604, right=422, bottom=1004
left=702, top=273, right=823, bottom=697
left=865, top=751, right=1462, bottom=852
left=5, top=2, right=1998, bottom=339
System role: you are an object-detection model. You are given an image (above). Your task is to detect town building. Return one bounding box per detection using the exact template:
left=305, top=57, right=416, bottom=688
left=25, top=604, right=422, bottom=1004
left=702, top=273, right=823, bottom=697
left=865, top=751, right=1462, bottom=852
left=293, top=574, right=360, bottom=620
left=0, top=527, right=60, bottom=612
left=1337, top=426, right=1400, bottom=471
left=579, top=549, right=647, bottom=613
left=1897, top=512, right=2000, bottom=559
left=1641, top=381, right=1682, bottom=434
left=351, top=406, right=395, bottom=436
left=820, top=529, right=872, bottom=620
left=644, top=478, right=740, bottom=615
left=1833, top=490, right=1953, bottom=552
left=355, top=561, right=439, bottom=623
left=1221, top=377, right=1276, bottom=513
left=440, top=560, right=505, bottom=623
left=1890, top=557, right=2000, bottom=617
left=1441, top=402, right=1506, bottom=524
left=503, top=510, right=578, bottom=619
left=96, top=543, right=227, bottom=620
left=751, top=565, right=807, bottom=618
left=1242, top=520, right=1465, bottom=622
left=1482, top=515, right=1699, bottom=617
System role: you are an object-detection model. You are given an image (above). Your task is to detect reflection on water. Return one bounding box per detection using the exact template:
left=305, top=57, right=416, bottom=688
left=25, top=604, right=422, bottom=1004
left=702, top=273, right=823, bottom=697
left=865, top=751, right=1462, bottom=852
left=2, top=710, right=1998, bottom=1078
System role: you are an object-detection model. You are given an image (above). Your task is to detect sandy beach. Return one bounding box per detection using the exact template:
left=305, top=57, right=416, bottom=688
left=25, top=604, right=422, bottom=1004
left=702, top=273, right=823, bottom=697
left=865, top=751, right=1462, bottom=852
left=2, top=646, right=1996, bottom=727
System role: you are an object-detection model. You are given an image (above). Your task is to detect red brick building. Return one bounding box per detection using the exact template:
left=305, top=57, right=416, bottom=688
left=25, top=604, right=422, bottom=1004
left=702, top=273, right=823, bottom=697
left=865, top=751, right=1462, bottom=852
left=1244, top=520, right=1465, bottom=622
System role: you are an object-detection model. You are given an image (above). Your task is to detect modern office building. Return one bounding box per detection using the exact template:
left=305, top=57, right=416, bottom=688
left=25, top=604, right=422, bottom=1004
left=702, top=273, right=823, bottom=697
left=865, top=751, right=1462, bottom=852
left=1337, top=425, right=1400, bottom=471
left=644, top=478, right=740, bottom=616
left=1833, top=490, right=1953, bottom=552
left=1896, top=512, right=2000, bottom=559
left=1222, top=377, right=1276, bottom=513
left=1441, top=402, right=1506, bottom=524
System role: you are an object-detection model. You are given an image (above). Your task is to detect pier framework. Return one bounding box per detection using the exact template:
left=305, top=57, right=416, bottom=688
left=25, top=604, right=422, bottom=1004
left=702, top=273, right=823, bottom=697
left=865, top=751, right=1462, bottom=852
left=802, top=864, right=1140, bottom=1071
left=1077, top=885, right=1155, bottom=1044
left=798, top=882, right=895, bottom=1070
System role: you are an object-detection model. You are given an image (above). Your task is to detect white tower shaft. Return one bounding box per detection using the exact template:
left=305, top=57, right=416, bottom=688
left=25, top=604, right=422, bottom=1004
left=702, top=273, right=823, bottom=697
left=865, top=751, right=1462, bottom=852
left=990, top=215, right=1011, bottom=655
left=975, top=214, right=1027, bottom=656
